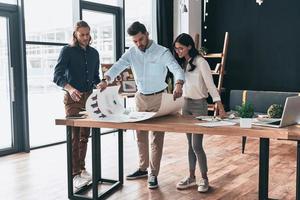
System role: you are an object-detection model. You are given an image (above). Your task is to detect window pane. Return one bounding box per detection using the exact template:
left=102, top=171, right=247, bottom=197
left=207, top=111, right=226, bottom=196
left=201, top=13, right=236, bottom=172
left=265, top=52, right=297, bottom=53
left=0, top=0, right=17, bottom=4
left=82, top=9, right=116, bottom=64
left=0, top=17, right=13, bottom=149
left=125, top=0, right=154, bottom=47
left=26, top=44, right=66, bottom=147
left=24, top=0, right=73, bottom=43
left=83, top=0, right=122, bottom=7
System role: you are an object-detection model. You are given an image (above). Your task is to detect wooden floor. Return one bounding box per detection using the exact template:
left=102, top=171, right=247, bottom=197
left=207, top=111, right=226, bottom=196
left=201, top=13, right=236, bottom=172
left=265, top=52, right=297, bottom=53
left=0, top=131, right=297, bottom=200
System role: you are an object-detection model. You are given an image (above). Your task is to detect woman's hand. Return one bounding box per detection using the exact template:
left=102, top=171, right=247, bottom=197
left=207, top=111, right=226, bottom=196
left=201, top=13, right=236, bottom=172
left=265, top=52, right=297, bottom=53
left=216, top=101, right=227, bottom=118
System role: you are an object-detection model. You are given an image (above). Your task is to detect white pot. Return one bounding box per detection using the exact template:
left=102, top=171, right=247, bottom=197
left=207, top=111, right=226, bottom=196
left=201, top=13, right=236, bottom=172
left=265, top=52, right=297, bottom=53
left=240, top=118, right=252, bottom=128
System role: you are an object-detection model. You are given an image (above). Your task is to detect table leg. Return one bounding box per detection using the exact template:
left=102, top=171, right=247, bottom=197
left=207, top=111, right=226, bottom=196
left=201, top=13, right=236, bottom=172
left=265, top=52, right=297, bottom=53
left=118, top=129, right=124, bottom=184
left=92, top=128, right=101, bottom=199
left=296, top=141, right=300, bottom=200
left=65, top=126, right=122, bottom=199
left=66, top=126, right=73, bottom=198
left=123, top=97, right=126, bottom=108
left=259, top=138, right=269, bottom=200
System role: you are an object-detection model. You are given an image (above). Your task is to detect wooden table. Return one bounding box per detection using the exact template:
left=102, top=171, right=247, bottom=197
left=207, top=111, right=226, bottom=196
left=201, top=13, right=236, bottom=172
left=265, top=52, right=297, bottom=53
left=56, top=114, right=300, bottom=200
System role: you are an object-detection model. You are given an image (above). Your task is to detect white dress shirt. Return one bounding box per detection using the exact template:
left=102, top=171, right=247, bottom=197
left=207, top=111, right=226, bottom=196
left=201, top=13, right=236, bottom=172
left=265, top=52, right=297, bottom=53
left=183, top=55, right=221, bottom=102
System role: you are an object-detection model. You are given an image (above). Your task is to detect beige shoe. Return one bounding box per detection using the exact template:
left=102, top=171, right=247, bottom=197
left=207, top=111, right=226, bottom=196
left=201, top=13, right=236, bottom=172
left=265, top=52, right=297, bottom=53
left=176, top=177, right=196, bottom=189
left=81, top=170, right=92, bottom=182
left=197, top=178, right=209, bottom=193
left=73, top=175, right=89, bottom=192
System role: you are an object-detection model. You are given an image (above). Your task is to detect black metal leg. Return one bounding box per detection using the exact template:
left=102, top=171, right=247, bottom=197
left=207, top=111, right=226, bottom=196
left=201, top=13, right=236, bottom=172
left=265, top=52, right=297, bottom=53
left=66, top=126, right=73, bottom=199
left=259, top=138, right=269, bottom=200
left=242, top=136, right=247, bottom=154
left=92, top=128, right=101, bottom=199
left=65, top=126, right=122, bottom=200
left=296, top=141, right=300, bottom=200
left=118, top=129, right=124, bottom=184
left=123, top=97, right=126, bottom=108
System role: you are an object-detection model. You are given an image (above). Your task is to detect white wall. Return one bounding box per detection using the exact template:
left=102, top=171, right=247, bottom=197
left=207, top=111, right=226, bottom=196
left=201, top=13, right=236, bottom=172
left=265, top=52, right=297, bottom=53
left=173, top=0, right=202, bottom=45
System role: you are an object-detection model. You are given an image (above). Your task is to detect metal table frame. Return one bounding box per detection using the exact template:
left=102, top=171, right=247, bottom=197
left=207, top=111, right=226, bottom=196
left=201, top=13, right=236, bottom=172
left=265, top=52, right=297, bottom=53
left=66, top=127, right=123, bottom=200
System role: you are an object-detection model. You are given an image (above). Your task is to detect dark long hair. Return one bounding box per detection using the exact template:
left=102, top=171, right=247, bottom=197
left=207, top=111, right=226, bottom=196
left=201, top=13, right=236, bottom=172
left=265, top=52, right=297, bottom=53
left=71, top=20, right=92, bottom=46
left=173, top=33, right=200, bottom=72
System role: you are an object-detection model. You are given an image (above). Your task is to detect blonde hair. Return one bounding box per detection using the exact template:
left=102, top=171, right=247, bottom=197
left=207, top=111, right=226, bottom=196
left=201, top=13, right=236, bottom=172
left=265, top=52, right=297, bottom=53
left=71, top=20, right=92, bottom=46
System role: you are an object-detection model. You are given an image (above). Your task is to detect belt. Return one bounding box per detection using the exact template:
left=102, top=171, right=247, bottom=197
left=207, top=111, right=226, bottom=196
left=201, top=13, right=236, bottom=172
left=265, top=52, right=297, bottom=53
left=140, top=89, right=165, bottom=96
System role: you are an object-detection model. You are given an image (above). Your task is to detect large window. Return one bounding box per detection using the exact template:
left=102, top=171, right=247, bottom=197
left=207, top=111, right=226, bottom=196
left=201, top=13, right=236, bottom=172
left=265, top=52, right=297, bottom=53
left=21, top=0, right=156, bottom=149
left=0, top=0, right=17, bottom=4
left=82, top=9, right=117, bottom=64
left=24, top=0, right=73, bottom=43
left=0, top=6, right=21, bottom=156
left=83, top=0, right=121, bottom=7
left=24, top=0, right=74, bottom=147
left=0, top=16, right=12, bottom=149
left=124, top=0, right=156, bottom=48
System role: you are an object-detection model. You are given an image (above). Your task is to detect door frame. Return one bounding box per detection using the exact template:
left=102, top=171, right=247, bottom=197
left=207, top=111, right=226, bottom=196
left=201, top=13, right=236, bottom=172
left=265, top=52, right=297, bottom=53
left=0, top=3, right=28, bottom=156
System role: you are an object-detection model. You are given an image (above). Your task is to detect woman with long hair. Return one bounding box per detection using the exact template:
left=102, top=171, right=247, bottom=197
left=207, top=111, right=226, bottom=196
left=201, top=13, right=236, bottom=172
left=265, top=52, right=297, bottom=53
left=173, top=33, right=226, bottom=192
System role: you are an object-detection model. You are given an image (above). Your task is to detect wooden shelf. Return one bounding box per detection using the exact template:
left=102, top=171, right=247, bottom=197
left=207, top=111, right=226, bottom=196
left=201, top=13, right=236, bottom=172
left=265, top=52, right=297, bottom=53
left=204, top=53, right=223, bottom=58
left=120, top=93, right=135, bottom=98
left=211, top=71, right=226, bottom=75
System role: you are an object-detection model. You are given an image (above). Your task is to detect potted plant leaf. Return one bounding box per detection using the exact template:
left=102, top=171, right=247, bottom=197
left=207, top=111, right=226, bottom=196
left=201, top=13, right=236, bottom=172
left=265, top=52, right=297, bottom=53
left=267, top=104, right=283, bottom=118
left=236, top=102, right=254, bottom=128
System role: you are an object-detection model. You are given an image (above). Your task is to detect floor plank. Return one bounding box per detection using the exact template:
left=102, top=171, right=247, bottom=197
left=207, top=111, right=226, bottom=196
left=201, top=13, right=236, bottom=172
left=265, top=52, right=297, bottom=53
left=0, top=132, right=297, bottom=200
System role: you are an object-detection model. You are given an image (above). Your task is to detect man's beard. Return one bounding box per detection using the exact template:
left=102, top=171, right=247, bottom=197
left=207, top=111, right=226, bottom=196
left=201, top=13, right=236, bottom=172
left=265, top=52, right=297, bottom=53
left=138, top=46, right=146, bottom=51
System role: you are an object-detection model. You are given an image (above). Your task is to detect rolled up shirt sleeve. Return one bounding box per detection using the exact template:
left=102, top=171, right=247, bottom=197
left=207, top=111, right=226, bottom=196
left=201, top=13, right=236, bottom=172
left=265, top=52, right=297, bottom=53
left=105, top=51, right=131, bottom=81
left=162, top=50, right=185, bottom=83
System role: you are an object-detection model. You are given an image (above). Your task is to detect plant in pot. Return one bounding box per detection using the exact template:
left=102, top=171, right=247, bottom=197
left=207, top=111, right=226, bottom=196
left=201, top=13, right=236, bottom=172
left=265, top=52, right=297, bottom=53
left=236, top=102, right=254, bottom=128
left=267, top=104, right=283, bottom=118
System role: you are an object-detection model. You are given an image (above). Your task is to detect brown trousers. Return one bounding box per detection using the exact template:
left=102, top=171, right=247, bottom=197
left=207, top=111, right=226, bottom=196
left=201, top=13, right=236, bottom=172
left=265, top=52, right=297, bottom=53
left=64, top=91, right=91, bottom=176
left=135, top=92, right=164, bottom=176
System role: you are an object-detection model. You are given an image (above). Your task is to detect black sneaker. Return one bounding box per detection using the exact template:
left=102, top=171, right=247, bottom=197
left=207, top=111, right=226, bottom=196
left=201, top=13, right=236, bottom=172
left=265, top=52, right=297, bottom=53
left=126, top=169, right=148, bottom=180
left=148, top=174, right=158, bottom=189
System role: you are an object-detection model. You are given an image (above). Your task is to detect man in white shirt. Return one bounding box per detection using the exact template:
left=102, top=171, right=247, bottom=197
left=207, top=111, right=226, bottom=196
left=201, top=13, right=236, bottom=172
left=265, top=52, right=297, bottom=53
left=98, top=21, right=184, bottom=189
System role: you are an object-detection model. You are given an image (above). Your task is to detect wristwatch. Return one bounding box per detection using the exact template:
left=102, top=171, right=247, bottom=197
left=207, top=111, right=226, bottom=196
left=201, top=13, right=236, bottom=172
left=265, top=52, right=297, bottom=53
left=175, top=80, right=184, bottom=85
left=101, top=78, right=108, bottom=84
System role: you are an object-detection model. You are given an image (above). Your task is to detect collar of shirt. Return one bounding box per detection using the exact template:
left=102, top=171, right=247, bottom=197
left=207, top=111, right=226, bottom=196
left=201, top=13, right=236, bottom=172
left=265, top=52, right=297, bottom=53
left=75, top=43, right=90, bottom=52
left=136, top=40, right=153, bottom=53
left=146, top=40, right=153, bottom=50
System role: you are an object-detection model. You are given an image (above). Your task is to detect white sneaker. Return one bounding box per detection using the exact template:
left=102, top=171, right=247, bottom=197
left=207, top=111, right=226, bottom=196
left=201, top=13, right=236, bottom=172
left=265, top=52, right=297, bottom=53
left=81, top=170, right=92, bottom=182
left=176, top=177, right=197, bottom=189
left=73, top=175, right=90, bottom=191
left=197, top=178, right=209, bottom=193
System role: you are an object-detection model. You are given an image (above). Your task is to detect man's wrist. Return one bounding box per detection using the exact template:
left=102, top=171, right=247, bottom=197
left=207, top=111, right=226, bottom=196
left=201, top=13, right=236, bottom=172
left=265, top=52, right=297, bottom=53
left=175, top=80, right=184, bottom=86
left=101, top=78, right=108, bottom=84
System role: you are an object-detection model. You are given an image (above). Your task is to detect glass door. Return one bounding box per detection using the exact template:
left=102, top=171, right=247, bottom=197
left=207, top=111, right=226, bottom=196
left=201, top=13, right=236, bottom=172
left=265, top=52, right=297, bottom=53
left=0, top=9, right=19, bottom=155
left=80, top=2, right=123, bottom=65
left=80, top=1, right=124, bottom=178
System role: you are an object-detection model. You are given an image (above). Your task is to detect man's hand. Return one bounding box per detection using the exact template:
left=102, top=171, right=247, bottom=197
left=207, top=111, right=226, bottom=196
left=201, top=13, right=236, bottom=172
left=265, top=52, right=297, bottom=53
left=173, top=83, right=183, bottom=100
left=64, top=84, right=82, bottom=102
left=96, top=75, right=111, bottom=92
left=96, top=80, right=108, bottom=92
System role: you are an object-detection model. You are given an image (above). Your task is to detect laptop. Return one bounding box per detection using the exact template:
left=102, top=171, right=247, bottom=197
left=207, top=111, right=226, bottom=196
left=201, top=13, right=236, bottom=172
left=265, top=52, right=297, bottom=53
left=253, top=96, right=300, bottom=128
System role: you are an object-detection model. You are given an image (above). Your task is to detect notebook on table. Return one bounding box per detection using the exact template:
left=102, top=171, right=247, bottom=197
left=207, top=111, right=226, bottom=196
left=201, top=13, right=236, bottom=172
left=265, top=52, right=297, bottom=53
left=253, top=96, right=300, bottom=128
